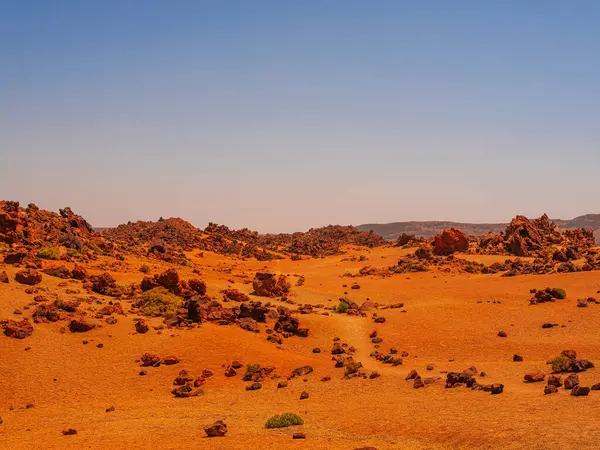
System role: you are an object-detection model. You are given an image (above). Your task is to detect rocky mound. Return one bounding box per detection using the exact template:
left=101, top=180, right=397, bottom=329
left=0, top=201, right=112, bottom=262
left=286, top=225, right=386, bottom=258
left=478, top=214, right=595, bottom=258
left=102, top=217, right=202, bottom=252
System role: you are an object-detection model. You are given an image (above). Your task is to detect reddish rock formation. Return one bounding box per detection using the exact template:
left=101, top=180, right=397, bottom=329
left=3, top=319, right=34, bottom=339
left=15, top=269, right=42, bottom=285
left=221, top=289, right=250, bottom=303
left=433, top=229, right=469, bottom=256
left=69, top=319, right=96, bottom=332
left=252, top=272, right=290, bottom=297
left=135, top=320, right=150, bottom=334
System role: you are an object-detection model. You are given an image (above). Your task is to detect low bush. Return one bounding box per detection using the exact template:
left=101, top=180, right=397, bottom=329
left=66, top=248, right=80, bottom=258
left=265, top=413, right=304, bottom=429
left=549, top=288, right=567, bottom=299
left=549, top=355, right=570, bottom=373
left=37, top=246, right=60, bottom=260
left=335, top=300, right=349, bottom=314
left=136, top=287, right=182, bottom=317
left=244, top=364, right=261, bottom=381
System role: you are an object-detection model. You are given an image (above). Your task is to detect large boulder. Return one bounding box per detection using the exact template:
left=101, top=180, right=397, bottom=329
left=432, top=229, right=469, bottom=256
left=42, top=265, right=72, bottom=279
left=15, top=269, right=42, bottom=285
left=71, top=264, right=88, bottom=280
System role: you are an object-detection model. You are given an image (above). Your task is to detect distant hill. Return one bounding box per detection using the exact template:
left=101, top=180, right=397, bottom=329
left=357, top=214, right=600, bottom=243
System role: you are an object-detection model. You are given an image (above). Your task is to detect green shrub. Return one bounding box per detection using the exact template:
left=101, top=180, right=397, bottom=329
left=139, top=264, right=150, bottom=273
left=37, top=246, right=60, bottom=260
left=136, top=287, right=182, bottom=317
left=88, top=243, right=101, bottom=255
left=265, top=413, right=304, bottom=429
left=549, top=355, right=570, bottom=373
left=335, top=300, right=349, bottom=314
left=244, top=364, right=261, bottom=381
left=549, top=288, right=567, bottom=299
left=66, top=248, right=80, bottom=258
left=0, top=242, right=9, bottom=253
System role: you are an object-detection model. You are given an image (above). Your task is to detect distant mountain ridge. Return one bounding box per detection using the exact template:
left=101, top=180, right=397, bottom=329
left=357, top=214, right=600, bottom=243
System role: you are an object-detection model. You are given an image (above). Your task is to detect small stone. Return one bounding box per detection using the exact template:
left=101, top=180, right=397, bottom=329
left=204, top=420, right=227, bottom=437
left=524, top=372, right=545, bottom=383
left=490, top=383, right=504, bottom=394
left=163, top=356, right=179, bottom=365
left=564, top=374, right=579, bottom=390
left=571, top=385, right=590, bottom=396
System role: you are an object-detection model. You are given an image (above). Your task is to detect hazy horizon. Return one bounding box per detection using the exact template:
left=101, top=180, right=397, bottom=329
left=3, top=197, right=598, bottom=234
left=2, top=1, right=600, bottom=233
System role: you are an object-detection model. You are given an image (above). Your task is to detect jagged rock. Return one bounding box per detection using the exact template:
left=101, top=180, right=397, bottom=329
left=3, top=319, right=33, bottom=339
left=204, top=420, right=227, bottom=437
left=15, top=269, right=42, bottom=285
left=433, top=229, right=469, bottom=255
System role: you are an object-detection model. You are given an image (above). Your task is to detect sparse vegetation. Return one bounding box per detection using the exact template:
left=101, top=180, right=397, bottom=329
left=549, top=288, right=567, bottom=299
left=0, top=242, right=9, bottom=253
left=139, top=264, right=150, bottom=273
left=335, top=300, right=349, bottom=314
left=265, top=413, right=304, bottom=429
left=37, top=246, right=60, bottom=260
left=66, top=248, right=80, bottom=258
left=549, top=355, right=570, bottom=373
left=136, top=287, right=182, bottom=317
left=244, top=364, right=261, bottom=380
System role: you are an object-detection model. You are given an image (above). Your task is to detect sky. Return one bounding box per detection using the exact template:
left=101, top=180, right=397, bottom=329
left=1, top=1, right=599, bottom=232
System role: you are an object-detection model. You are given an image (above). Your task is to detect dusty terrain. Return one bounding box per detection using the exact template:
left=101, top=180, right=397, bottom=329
left=2, top=204, right=600, bottom=449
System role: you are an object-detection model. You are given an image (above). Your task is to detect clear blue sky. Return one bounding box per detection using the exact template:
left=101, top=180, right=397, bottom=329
left=1, top=1, right=599, bottom=232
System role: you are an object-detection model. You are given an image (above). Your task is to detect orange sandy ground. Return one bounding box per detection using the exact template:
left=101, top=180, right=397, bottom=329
left=2, top=246, right=600, bottom=449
